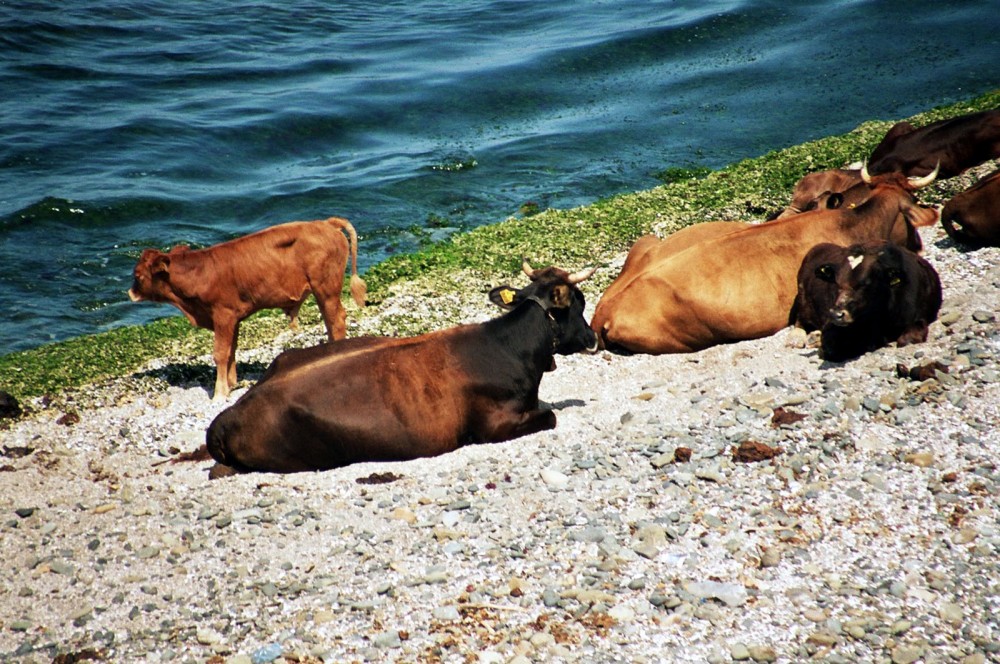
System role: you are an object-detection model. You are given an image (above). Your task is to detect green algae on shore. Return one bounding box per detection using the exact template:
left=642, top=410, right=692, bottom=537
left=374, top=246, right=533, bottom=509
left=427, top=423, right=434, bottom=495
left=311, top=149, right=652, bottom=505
left=2, top=90, right=998, bottom=401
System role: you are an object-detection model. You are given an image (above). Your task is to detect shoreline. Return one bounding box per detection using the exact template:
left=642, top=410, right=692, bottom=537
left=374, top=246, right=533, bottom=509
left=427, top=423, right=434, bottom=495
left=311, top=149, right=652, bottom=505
left=3, top=90, right=998, bottom=402
left=1, top=95, right=998, bottom=663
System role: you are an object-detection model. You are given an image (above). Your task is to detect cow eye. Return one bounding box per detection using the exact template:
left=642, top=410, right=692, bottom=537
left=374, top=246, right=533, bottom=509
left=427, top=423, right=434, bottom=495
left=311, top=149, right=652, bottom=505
left=816, top=265, right=836, bottom=282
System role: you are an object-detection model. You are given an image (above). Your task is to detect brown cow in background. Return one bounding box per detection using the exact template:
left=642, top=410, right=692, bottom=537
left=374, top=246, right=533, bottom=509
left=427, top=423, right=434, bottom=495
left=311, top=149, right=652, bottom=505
left=129, top=216, right=366, bottom=400
left=867, top=108, right=1000, bottom=178
left=941, top=168, right=1000, bottom=247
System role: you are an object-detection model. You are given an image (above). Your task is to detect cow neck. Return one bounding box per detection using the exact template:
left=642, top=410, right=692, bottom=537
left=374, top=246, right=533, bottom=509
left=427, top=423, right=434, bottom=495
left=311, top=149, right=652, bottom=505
left=486, top=295, right=559, bottom=364
left=523, top=295, right=560, bottom=354
left=851, top=187, right=902, bottom=239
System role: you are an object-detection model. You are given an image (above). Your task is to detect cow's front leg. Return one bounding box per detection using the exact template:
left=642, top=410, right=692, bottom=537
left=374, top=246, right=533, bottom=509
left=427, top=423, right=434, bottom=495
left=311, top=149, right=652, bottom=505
left=477, top=406, right=557, bottom=443
left=212, top=319, right=238, bottom=401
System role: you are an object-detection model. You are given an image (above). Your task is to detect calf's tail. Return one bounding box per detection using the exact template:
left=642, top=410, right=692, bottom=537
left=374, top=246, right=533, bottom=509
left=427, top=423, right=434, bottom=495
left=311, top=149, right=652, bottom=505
left=325, top=216, right=368, bottom=308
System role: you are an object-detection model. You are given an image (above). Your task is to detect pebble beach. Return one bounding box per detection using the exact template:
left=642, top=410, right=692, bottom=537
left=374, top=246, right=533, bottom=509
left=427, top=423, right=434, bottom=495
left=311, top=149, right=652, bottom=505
left=2, top=185, right=999, bottom=663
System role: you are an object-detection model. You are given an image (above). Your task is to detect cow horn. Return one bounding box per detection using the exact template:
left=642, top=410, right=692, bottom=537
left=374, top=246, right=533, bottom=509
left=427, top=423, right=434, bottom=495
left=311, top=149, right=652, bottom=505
left=521, top=259, right=536, bottom=277
left=567, top=266, right=597, bottom=284
left=860, top=161, right=873, bottom=184
left=908, top=161, right=939, bottom=189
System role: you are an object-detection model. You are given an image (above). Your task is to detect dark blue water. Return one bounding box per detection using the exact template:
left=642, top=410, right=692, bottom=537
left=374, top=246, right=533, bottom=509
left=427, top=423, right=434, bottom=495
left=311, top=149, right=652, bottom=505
left=1, top=1, right=998, bottom=355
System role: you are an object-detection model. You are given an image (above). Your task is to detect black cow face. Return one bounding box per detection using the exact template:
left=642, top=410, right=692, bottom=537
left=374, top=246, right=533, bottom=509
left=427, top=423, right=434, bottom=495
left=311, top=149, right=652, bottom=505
left=489, top=265, right=599, bottom=355
left=829, top=249, right=899, bottom=326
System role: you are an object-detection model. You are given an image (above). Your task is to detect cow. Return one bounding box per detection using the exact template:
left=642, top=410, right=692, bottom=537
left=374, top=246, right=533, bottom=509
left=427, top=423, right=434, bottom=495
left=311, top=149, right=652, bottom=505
left=204, top=262, right=599, bottom=477
left=941, top=168, right=1000, bottom=247
left=867, top=108, right=1000, bottom=178
left=598, top=222, right=754, bottom=311
left=790, top=241, right=942, bottom=361
left=590, top=165, right=938, bottom=355
left=128, top=216, right=366, bottom=400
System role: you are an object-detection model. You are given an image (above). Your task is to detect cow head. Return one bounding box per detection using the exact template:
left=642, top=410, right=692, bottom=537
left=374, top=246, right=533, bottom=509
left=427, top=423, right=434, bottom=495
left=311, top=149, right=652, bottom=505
left=127, top=246, right=187, bottom=302
left=827, top=243, right=904, bottom=327
left=489, top=261, right=599, bottom=354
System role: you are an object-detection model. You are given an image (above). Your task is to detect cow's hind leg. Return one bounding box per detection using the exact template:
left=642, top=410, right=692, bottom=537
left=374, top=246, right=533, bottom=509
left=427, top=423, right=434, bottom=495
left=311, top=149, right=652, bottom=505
left=283, top=298, right=306, bottom=330
left=895, top=323, right=929, bottom=347
left=314, top=291, right=347, bottom=341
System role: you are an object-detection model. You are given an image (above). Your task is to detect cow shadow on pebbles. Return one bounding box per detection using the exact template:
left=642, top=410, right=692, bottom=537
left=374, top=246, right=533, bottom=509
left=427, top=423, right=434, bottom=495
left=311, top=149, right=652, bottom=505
left=140, top=360, right=270, bottom=395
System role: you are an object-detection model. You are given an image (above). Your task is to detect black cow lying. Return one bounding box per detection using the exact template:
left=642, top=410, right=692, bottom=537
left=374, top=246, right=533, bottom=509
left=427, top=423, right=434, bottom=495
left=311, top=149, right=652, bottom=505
left=790, top=242, right=942, bottom=362
left=941, top=168, right=1000, bottom=247
left=205, top=262, right=599, bottom=477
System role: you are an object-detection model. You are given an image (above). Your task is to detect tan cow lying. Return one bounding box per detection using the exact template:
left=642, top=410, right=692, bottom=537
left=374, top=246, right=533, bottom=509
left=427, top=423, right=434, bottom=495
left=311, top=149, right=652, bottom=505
left=129, top=216, right=366, bottom=400
left=591, top=166, right=937, bottom=355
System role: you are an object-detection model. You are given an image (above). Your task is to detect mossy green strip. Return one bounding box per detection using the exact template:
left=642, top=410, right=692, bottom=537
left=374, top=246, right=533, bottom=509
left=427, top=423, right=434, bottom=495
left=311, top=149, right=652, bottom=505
left=2, top=90, right=998, bottom=400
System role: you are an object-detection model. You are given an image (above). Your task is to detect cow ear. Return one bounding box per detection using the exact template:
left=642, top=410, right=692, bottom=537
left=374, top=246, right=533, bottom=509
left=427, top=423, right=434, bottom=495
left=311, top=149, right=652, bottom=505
left=151, top=255, right=171, bottom=276
left=887, top=268, right=902, bottom=287
left=489, top=285, right=521, bottom=310
left=550, top=284, right=571, bottom=309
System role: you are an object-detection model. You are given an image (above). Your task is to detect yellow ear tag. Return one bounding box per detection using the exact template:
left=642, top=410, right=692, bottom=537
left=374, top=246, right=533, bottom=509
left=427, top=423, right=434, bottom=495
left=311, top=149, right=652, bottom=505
left=500, top=288, right=516, bottom=305
left=889, top=277, right=901, bottom=286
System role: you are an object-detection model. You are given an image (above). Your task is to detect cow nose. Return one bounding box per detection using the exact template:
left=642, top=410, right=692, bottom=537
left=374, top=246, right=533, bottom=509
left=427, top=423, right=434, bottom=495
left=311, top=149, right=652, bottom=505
left=830, top=308, right=851, bottom=325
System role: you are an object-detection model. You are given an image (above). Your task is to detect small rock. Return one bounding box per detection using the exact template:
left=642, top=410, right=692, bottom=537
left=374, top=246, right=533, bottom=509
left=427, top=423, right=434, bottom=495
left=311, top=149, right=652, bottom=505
left=747, top=645, right=777, bottom=662
left=730, top=642, right=751, bottom=660
left=683, top=580, right=747, bottom=607
left=433, top=606, right=461, bottom=621
left=540, top=468, right=568, bottom=490
left=371, top=631, right=402, bottom=648
left=939, top=602, right=964, bottom=625
left=903, top=452, right=934, bottom=467
left=759, top=547, right=781, bottom=568
left=891, top=644, right=925, bottom=664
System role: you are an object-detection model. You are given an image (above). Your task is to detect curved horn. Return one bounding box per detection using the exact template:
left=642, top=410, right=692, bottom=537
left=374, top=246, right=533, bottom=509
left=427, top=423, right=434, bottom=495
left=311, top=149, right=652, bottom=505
left=567, top=266, right=597, bottom=284
left=908, top=161, right=939, bottom=189
left=521, top=259, right=536, bottom=278
left=860, top=161, right=873, bottom=184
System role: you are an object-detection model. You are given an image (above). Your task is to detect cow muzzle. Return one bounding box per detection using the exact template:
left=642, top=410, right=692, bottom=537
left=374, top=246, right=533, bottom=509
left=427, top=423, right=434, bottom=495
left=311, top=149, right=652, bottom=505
left=829, top=308, right=853, bottom=326
left=127, top=288, right=143, bottom=302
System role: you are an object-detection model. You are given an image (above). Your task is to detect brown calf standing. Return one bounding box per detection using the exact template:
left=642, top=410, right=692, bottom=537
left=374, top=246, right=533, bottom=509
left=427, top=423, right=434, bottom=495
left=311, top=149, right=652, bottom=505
left=129, top=217, right=366, bottom=400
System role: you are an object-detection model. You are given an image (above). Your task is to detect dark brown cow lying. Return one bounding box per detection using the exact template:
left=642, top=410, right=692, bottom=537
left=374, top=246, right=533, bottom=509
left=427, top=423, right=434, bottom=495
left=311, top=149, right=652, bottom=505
left=205, top=262, right=598, bottom=476
left=868, top=108, right=1000, bottom=178
left=790, top=242, right=941, bottom=361
left=129, top=217, right=366, bottom=400
left=591, top=167, right=937, bottom=355
left=941, top=168, right=1000, bottom=247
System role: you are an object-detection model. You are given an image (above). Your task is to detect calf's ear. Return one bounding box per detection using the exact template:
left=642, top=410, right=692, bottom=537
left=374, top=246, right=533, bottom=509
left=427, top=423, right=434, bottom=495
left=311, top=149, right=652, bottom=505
left=151, top=255, right=171, bottom=276
left=489, top=285, right=521, bottom=310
